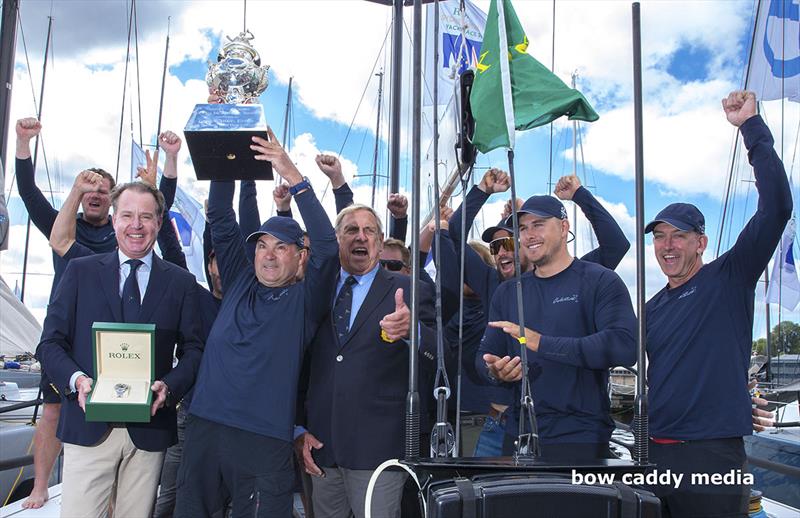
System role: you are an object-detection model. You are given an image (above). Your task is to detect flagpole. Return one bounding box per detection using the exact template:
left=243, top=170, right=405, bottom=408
left=631, top=1, right=649, bottom=467
left=494, top=0, right=539, bottom=459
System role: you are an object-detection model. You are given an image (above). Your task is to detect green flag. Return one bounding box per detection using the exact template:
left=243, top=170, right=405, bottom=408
left=470, top=0, right=600, bottom=154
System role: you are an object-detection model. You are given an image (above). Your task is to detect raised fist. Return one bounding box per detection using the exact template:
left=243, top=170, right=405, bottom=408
left=554, top=175, right=581, bottom=201
left=159, top=130, right=182, bottom=156
left=387, top=193, right=408, bottom=219
left=16, top=118, right=41, bottom=141
left=478, top=168, right=510, bottom=195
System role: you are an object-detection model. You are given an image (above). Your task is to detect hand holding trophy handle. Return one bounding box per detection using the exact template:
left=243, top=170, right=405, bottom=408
left=251, top=127, right=302, bottom=185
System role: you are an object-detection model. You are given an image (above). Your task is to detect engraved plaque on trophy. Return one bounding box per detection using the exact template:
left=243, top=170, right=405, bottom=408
left=185, top=30, right=273, bottom=181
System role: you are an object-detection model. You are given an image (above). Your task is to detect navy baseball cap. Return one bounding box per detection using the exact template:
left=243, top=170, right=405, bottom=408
left=645, top=203, right=705, bottom=234
left=246, top=216, right=305, bottom=248
left=481, top=218, right=514, bottom=243
left=517, top=195, right=568, bottom=220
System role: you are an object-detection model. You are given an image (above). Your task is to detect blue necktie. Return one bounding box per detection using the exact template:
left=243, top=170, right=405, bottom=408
left=333, top=276, right=357, bottom=341
left=122, top=259, right=143, bottom=322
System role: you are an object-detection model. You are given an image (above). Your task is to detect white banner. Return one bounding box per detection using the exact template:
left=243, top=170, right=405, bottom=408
left=766, top=218, right=800, bottom=310
left=749, top=0, right=800, bottom=102
left=424, top=0, right=487, bottom=106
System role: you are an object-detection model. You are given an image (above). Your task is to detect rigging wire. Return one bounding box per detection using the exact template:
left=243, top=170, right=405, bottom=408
left=133, top=0, right=143, bottom=147
left=716, top=0, right=760, bottom=258
left=7, top=6, right=53, bottom=205
left=114, top=0, right=135, bottom=182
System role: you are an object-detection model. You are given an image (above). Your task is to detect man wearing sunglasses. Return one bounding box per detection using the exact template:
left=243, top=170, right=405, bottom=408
left=380, top=238, right=411, bottom=274
left=477, top=192, right=637, bottom=460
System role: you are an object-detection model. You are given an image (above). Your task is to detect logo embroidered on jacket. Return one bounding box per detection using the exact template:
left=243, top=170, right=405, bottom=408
left=678, top=286, right=696, bottom=299
left=265, top=288, right=290, bottom=302
left=553, top=294, right=579, bottom=304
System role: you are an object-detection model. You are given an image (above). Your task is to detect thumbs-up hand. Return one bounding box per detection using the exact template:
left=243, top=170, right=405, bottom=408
left=379, top=288, right=411, bottom=342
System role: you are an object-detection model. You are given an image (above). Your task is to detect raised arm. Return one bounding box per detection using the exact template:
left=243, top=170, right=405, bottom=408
left=159, top=130, right=181, bottom=210
left=387, top=193, right=408, bottom=242
left=723, top=91, right=793, bottom=286
left=316, top=154, right=353, bottom=214
left=555, top=175, right=630, bottom=269
left=15, top=118, right=58, bottom=236
left=50, top=171, right=107, bottom=257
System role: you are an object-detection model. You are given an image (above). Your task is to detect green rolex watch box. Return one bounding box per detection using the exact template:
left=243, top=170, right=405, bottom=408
left=85, top=322, right=155, bottom=423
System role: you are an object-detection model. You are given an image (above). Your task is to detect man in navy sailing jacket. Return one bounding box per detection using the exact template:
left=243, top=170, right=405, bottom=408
left=36, top=180, right=204, bottom=517
left=174, top=127, right=340, bottom=518
left=644, top=91, right=793, bottom=517
left=444, top=168, right=631, bottom=456
left=476, top=193, right=636, bottom=459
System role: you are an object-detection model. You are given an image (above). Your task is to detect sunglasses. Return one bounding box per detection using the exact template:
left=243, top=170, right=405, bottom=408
left=380, top=259, right=407, bottom=272
left=489, top=236, right=515, bottom=255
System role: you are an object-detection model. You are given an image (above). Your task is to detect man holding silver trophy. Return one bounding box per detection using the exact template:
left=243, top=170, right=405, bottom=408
left=174, top=31, right=340, bottom=518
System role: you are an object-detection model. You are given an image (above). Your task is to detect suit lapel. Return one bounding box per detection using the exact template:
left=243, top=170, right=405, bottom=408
left=338, top=267, right=393, bottom=351
left=99, top=252, right=123, bottom=322
left=139, top=254, right=169, bottom=323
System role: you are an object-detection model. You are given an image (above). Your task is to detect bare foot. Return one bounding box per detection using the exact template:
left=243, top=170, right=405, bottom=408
left=21, top=487, right=48, bottom=509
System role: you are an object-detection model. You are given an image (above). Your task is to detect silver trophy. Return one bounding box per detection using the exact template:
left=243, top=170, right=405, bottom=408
left=207, top=30, right=270, bottom=104
left=185, top=30, right=273, bottom=180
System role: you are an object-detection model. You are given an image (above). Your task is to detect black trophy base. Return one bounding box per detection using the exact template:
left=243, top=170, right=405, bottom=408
left=185, top=129, right=273, bottom=181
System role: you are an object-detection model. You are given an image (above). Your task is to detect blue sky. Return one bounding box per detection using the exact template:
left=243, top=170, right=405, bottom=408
left=1, top=0, right=797, bottom=338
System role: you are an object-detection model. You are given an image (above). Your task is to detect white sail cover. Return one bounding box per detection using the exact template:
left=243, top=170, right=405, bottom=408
left=0, top=274, right=42, bottom=356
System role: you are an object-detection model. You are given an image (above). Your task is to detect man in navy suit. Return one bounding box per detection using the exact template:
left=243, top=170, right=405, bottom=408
left=37, top=181, right=203, bottom=518
left=296, top=204, right=440, bottom=518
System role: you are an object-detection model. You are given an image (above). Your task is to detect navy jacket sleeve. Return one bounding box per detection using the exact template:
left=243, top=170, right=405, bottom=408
left=433, top=229, right=468, bottom=323
left=389, top=216, right=407, bottom=242
left=448, top=186, right=499, bottom=306
left=333, top=182, right=354, bottom=214
left=159, top=176, right=177, bottom=212
left=475, top=284, right=514, bottom=386
left=537, top=270, right=636, bottom=369
left=160, top=279, right=205, bottom=401
left=573, top=186, right=630, bottom=269
left=36, top=260, right=82, bottom=393
left=238, top=180, right=260, bottom=262
left=724, top=115, right=793, bottom=287
left=207, top=180, right=250, bottom=293
left=238, top=180, right=260, bottom=263
left=15, top=157, right=57, bottom=237
left=298, top=188, right=341, bottom=338
left=157, top=212, right=188, bottom=271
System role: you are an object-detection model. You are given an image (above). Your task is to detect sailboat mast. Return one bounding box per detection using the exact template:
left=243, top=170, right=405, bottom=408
left=0, top=0, right=19, bottom=167
left=389, top=0, right=403, bottom=194
left=20, top=15, right=53, bottom=304
left=154, top=17, right=171, bottom=150
left=405, top=0, right=422, bottom=460
left=281, top=76, right=293, bottom=150
left=631, top=2, right=649, bottom=466
left=370, top=71, right=384, bottom=208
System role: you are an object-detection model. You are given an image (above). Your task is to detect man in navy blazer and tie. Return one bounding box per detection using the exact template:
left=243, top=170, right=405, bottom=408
left=296, top=204, right=441, bottom=518
left=37, top=181, right=203, bottom=518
